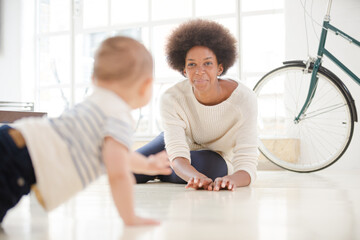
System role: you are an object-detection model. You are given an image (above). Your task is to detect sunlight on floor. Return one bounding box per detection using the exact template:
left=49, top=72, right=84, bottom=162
left=1, top=170, right=360, bottom=240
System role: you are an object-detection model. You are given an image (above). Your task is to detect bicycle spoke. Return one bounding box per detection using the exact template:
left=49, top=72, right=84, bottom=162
left=301, top=103, right=348, bottom=120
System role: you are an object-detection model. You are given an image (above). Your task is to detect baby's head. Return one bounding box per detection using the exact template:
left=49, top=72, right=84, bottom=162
left=92, top=36, right=154, bottom=109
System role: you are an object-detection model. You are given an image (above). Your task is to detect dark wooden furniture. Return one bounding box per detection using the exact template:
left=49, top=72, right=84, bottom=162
left=0, top=110, right=47, bottom=123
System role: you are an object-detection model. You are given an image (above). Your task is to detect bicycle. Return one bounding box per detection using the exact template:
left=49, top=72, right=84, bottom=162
left=253, top=0, right=359, bottom=172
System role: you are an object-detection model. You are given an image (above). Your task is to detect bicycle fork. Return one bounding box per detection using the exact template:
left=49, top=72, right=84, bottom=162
left=294, top=58, right=321, bottom=124
left=294, top=13, right=331, bottom=124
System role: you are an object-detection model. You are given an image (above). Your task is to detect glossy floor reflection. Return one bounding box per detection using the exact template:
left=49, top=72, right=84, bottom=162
left=1, top=170, right=360, bottom=240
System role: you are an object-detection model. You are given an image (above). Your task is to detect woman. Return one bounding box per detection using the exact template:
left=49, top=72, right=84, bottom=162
left=135, top=19, right=258, bottom=191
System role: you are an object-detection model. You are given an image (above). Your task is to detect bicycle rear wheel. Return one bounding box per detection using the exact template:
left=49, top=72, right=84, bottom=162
left=254, top=63, right=354, bottom=172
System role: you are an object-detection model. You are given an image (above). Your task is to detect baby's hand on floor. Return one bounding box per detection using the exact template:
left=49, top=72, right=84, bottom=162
left=124, top=216, right=161, bottom=226
left=146, top=151, right=172, bottom=175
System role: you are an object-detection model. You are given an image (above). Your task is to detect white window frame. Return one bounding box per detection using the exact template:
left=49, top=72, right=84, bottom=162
left=34, top=0, right=284, bottom=141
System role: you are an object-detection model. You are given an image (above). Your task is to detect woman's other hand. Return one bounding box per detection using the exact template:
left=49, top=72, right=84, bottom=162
left=211, top=171, right=251, bottom=191
left=212, top=176, right=236, bottom=191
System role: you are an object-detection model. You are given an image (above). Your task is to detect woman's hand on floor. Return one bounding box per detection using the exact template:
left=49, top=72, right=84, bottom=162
left=185, top=176, right=213, bottom=190
left=211, top=177, right=236, bottom=191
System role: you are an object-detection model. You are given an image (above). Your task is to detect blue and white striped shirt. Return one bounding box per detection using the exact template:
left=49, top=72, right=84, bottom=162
left=15, top=86, right=134, bottom=210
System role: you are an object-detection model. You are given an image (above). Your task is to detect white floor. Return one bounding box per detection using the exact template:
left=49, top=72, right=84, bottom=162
left=1, top=170, right=360, bottom=240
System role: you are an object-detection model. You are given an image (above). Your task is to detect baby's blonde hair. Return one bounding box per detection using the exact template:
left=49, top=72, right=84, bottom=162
left=93, top=36, right=153, bottom=84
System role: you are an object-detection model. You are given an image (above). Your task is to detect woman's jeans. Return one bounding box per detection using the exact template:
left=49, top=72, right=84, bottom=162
left=134, top=132, right=228, bottom=184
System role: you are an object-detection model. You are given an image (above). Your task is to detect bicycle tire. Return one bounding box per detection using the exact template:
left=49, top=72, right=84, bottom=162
left=254, top=63, right=355, bottom=172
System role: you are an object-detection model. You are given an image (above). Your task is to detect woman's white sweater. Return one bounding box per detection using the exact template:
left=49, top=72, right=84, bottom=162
left=160, top=79, right=259, bottom=183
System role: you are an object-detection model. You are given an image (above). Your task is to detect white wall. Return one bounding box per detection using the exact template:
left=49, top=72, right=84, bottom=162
left=285, top=0, right=360, bottom=170
left=0, top=0, right=21, bottom=101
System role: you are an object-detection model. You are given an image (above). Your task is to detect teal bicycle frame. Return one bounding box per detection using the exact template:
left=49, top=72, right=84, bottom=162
left=294, top=0, right=360, bottom=122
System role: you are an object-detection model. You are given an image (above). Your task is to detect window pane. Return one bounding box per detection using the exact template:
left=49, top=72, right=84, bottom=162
left=39, top=0, right=70, bottom=33
left=196, top=0, right=236, bottom=16
left=242, top=14, right=285, bottom=73
left=242, top=74, right=264, bottom=89
left=153, top=24, right=182, bottom=79
left=39, top=36, right=71, bottom=86
left=152, top=82, right=175, bottom=133
left=213, top=18, right=239, bottom=78
left=111, top=0, right=149, bottom=25
left=151, top=0, right=192, bottom=21
left=215, top=17, right=238, bottom=41
left=133, top=105, right=151, bottom=136
left=75, top=87, right=92, bottom=104
left=75, top=32, right=110, bottom=85
left=38, top=88, right=71, bottom=117
left=225, top=59, right=240, bottom=80
left=83, top=0, right=108, bottom=28
left=242, top=0, right=284, bottom=12
left=113, top=28, right=149, bottom=47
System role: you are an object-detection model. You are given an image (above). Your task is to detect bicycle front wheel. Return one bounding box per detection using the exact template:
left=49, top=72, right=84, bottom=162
left=254, top=63, right=354, bottom=172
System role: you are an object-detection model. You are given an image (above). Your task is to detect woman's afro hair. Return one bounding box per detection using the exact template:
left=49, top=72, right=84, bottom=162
left=165, top=19, right=237, bottom=76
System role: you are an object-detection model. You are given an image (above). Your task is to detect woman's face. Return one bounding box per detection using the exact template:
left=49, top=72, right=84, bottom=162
left=183, top=46, right=223, bottom=93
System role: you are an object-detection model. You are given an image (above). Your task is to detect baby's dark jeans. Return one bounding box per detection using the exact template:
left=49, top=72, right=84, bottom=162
left=0, top=125, right=36, bottom=223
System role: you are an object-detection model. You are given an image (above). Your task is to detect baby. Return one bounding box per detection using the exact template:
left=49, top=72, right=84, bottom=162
left=0, top=36, right=171, bottom=226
